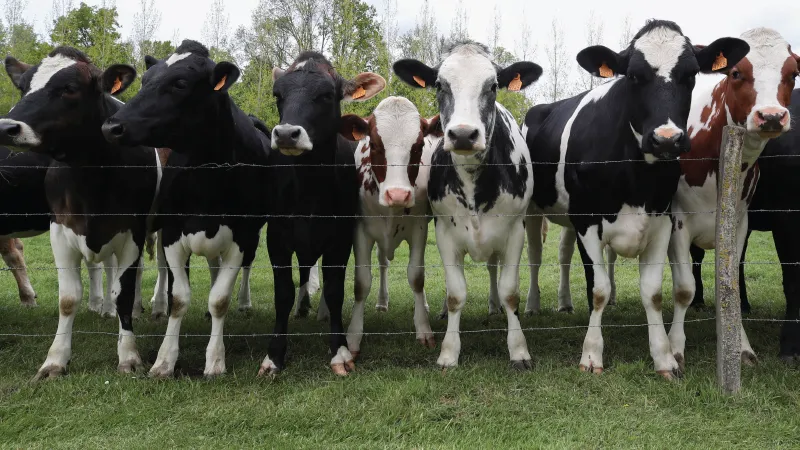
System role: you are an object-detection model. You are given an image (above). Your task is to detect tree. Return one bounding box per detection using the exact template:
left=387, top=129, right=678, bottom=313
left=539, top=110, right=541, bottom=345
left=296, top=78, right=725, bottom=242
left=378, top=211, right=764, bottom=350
left=576, top=11, right=605, bottom=92
left=131, top=0, right=161, bottom=70
left=47, top=0, right=74, bottom=45
left=515, top=6, right=536, bottom=62
left=48, top=2, right=129, bottom=69
left=543, top=18, right=571, bottom=102
left=449, top=0, right=468, bottom=42
left=1, top=0, right=51, bottom=112
left=619, top=15, right=633, bottom=50
left=203, top=0, right=232, bottom=61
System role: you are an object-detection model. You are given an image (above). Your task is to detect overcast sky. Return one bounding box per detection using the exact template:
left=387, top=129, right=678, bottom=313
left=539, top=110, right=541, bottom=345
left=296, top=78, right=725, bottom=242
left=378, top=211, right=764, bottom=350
left=19, top=0, right=800, bottom=72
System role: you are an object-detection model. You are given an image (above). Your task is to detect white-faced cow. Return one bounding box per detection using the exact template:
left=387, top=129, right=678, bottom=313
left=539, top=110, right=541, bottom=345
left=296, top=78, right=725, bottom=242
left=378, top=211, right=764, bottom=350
left=260, top=52, right=385, bottom=376
left=667, top=28, right=798, bottom=368
left=394, top=41, right=542, bottom=369
left=522, top=20, right=749, bottom=378
left=0, top=47, right=161, bottom=379
left=338, top=96, right=442, bottom=356
left=102, top=41, right=271, bottom=378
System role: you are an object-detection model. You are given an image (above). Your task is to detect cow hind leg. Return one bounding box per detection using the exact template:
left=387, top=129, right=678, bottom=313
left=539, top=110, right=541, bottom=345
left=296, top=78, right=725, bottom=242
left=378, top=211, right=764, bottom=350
left=606, top=247, right=617, bottom=306
left=487, top=253, right=501, bottom=315
left=150, top=230, right=169, bottom=320
left=346, top=228, right=374, bottom=358
left=558, top=227, right=576, bottom=313
left=375, top=247, right=390, bottom=312
left=689, top=244, right=707, bottom=309
left=150, top=246, right=192, bottom=378
left=86, top=260, right=104, bottom=314
left=132, top=258, right=144, bottom=320
left=523, top=214, right=543, bottom=315
left=294, top=261, right=314, bottom=319
left=576, top=228, right=609, bottom=374
left=773, top=223, right=800, bottom=363
left=101, top=254, right=117, bottom=318
left=237, top=266, right=253, bottom=312
left=668, top=223, right=695, bottom=372
left=116, top=250, right=145, bottom=374
left=499, top=222, right=532, bottom=369
left=1, top=238, right=37, bottom=307
left=408, top=223, right=434, bottom=348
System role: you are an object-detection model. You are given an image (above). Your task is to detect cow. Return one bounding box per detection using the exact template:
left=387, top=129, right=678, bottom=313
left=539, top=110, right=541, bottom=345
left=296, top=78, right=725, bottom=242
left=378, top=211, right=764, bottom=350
left=393, top=41, right=542, bottom=369
left=259, top=52, right=385, bottom=376
left=102, top=40, right=271, bottom=378
left=520, top=20, right=749, bottom=378
left=337, top=96, right=442, bottom=356
left=0, top=47, right=160, bottom=379
left=667, top=28, right=797, bottom=368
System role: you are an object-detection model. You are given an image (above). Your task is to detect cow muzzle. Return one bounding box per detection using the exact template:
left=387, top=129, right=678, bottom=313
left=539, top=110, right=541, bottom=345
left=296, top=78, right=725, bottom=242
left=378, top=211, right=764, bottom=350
left=444, top=124, right=484, bottom=155
left=751, top=106, right=790, bottom=138
left=644, top=125, right=687, bottom=159
left=0, top=119, right=42, bottom=151
left=382, top=188, right=414, bottom=208
left=271, top=124, right=313, bottom=156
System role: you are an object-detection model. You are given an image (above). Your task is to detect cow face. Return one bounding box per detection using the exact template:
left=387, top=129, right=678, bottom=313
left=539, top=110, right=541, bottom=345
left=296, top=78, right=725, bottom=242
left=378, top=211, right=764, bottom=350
left=0, top=47, right=135, bottom=156
left=393, top=42, right=541, bottom=156
left=271, top=52, right=385, bottom=157
left=101, top=40, right=240, bottom=148
left=577, top=20, right=750, bottom=160
left=340, top=96, right=442, bottom=208
left=720, top=28, right=798, bottom=138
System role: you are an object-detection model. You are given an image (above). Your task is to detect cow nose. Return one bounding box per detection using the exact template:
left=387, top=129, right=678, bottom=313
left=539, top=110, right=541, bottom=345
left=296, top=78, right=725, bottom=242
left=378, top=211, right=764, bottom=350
left=385, top=188, right=412, bottom=207
left=754, top=107, right=789, bottom=132
left=0, top=122, right=21, bottom=138
left=649, top=128, right=686, bottom=155
left=272, top=125, right=303, bottom=148
left=446, top=125, right=480, bottom=151
left=101, top=120, right=126, bottom=142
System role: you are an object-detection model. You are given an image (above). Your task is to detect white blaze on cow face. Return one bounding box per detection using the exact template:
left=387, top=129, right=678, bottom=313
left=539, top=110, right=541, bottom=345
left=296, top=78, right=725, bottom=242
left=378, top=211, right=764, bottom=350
left=437, top=45, right=497, bottom=154
left=372, top=97, right=422, bottom=208
left=633, top=27, right=687, bottom=82
left=27, top=54, right=76, bottom=96
left=165, top=52, right=192, bottom=67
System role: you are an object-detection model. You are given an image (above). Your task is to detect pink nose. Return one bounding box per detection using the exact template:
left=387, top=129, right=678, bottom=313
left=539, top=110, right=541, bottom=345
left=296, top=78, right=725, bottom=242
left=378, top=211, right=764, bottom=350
left=753, top=106, right=789, bottom=129
left=385, top=188, right=412, bottom=206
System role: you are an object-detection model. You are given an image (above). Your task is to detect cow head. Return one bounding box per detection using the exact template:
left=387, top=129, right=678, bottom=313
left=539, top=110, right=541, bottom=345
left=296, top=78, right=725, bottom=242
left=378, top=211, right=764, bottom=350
left=271, top=52, right=385, bottom=157
left=340, top=96, right=442, bottom=208
left=718, top=28, right=798, bottom=138
left=393, top=42, right=541, bottom=156
left=101, top=40, right=240, bottom=149
left=0, top=47, right=135, bottom=157
left=577, top=20, right=750, bottom=160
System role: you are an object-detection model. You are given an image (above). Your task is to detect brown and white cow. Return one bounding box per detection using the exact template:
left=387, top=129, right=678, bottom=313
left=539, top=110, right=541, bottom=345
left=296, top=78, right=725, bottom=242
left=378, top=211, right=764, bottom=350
left=337, top=96, right=442, bottom=356
left=668, top=28, right=799, bottom=368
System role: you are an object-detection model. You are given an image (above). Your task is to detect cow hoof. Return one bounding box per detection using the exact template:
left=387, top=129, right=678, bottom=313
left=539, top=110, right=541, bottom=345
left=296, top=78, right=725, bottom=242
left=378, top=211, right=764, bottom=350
left=101, top=310, right=117, bottom=319
left=148, top=363, right=175, bottom=379
left=557, top=306, right=574, bottom=314
left=258, top=358, right=281, bottom=378
left=657, top=367, right=683, bottom=381
left=417, top=335, right=436, bottom=349
left=349, top=350, right=360, bottom=361
left=330, top=362, right=354, bottom=376
left=607, top=297, right=617, bottom=306
left=741, top=303, right=752, bottom=315
left=20, top=298, right=38, bottom=308
left=293, top=306, right=310, bottom=319
left=88, top=302, right=103, bottom=314
left=203, top=366, right=226, bottom=379
left=316, top=310, right=330, bottom=322
left=436, top=356, right=458, bottom=370
left=741, top=351, right=759, bottom=366
left=511, top=359, right=533, bottom=371
left=375, top=304, right=389, bottom=313
left=151, top=311, right=167, bottom=321
left=237, top=305, right=253, bottom=313
left=674, top=353, right=686, bottom=372
left=33, top=364, right=67, bottom=381
left=524, top=308, right=540, bottom=317
left=779, top=354, right=799, bottom=366
left=579, top=364, right=603, bottom=375
left=118, top=358, right=145, bottom=374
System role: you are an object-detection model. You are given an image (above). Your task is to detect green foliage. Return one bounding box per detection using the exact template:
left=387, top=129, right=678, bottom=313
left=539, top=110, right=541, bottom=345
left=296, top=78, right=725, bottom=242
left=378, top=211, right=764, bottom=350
left=49, top=2, right=130, bottom=70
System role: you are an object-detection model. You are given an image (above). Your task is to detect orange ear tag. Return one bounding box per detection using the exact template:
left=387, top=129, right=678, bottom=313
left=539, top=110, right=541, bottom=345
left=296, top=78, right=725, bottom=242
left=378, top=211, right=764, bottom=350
left=352, top=127, right=365, bottom=141
left=712, top=52, right=728, bottom=71
left=412, top=76, right=426, bottom=87
left=110, top=76, right=123, bottom=94
left=508, top=73, right=522, bottom=91
left=598, top=63, right=614, bottom=78
left=352, top=86, right=366, bottom=100
left=214, top=75, right=227, bottom=91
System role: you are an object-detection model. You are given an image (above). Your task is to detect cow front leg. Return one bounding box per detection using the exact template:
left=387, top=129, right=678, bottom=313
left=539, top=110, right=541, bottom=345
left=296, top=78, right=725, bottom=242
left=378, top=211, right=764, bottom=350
left=436, top=222, right=467, bottom=369
left=101, top=254, right=117, bottom=318
left=736, top=215, right=757, bottom=365
left=150, top=230, right=169, bottom=320
left=558, top=227, right=576, bottom=313
left=689, top=244, right=707, bottom=309
left=1, top=238, right=37, bottom=307
left=524, top=214, right=543, bottom=315
left=132, top=258, right=144, bottom=319
left=237, top=266, right=252, bottom=312
left=487, top=253, right=501, bottom=315
left=323, top=255, right=354, bottom=376
left=150, top=244, right=191, bottom=378
left=346, top=225, right=374, bottom=358
left=205, top=246, right=244, bottom=377
left=606, top=247, right=617, bottom=306
left=294, top=260, right=315, bottom=319
left=260, top=231, right=295, bottom=375
left=668, top=216, right=695, bottom=373
left=408, top=221, right=434, bottom=348
left=499, top=221, right=532, bottom=369
left=113, top=237, right=145, bottom=374
left=773, top=224, right=800, bottom=363
left=86, top=260, right=104, bottom=314
left=375, top=246, right=390, bottom=312
left=576, top=226, right=610, bottom=374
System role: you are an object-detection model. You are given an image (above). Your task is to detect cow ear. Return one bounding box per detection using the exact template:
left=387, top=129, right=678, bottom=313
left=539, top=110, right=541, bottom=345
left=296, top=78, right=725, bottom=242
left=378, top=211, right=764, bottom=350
left=497, top=62, right=542, bottom=91
left=577, top=45, right=626, bottom=78
left=101, top=64, right=137, bottom=96
left=4, top=56, right=31, bottom=91
left=211, top=62, right=240, bottom=92
left=393, top=59, right=438, bottom=88
left=340, top=114, right=370, bottom=141
left=423, top=115, right=443, bottom=137
left=144, top=55, right=159, bottom=70
left=272, top=67, right=286, bottom=82
left=344, top=72, right=386, bottom=102
left=695, top=38, right=750, bottom=73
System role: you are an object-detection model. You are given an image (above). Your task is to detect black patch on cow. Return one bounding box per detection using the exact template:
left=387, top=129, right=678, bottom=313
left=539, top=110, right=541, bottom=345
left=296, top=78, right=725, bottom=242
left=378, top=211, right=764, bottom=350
left=175, top=40, right=210, bottom=57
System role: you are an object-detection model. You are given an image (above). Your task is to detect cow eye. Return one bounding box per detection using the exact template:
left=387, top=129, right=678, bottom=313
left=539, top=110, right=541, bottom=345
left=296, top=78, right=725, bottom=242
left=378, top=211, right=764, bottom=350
left=61, top=84, right=80, bottom=99
left=490, top=83, right=498, bottom=93
left=173, top=79, right=188, bottom=90
left=434, top=81, right=442, bottom=91
left=316, top=92, right=334, bottom=102
left=628, top=75, right=639, bottom=84
left=731, top=70, right=741, bottom=80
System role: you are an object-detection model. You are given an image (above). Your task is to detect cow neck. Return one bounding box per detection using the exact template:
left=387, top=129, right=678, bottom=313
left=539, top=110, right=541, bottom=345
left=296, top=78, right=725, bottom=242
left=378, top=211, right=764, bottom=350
left=177, top=95, right=238, bottom=166
left=50, top=95, right=121, bottom=165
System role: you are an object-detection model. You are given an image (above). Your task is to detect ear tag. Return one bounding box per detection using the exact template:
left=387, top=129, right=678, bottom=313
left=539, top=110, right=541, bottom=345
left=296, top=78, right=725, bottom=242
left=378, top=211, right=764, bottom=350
left=412, top=76, right=426, bottom=87
left=508, top=73, right=522, bottom=91
left=712, top=52, right=728, bottom=71
left=214, top=74, right=227, bottom=91
left=352, top=86, right=366, bottom=100
left=598, top=63, right=614, bottom=78
left=110, top=76, right=123, bottom=94
left=352, top=127, right=365, bottom=141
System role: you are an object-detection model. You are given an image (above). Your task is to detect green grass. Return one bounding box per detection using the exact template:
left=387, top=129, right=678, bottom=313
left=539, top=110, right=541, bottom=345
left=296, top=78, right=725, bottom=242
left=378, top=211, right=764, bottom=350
left=1, top=225, right=798, bottom=448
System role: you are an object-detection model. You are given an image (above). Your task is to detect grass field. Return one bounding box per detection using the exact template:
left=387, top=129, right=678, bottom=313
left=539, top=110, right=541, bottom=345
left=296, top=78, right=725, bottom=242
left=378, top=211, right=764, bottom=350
left=1, top=224, right=799, bottom=448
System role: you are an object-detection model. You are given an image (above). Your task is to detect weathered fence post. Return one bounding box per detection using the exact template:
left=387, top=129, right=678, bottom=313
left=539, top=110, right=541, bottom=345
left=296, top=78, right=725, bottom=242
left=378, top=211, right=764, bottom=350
left=716, top=125, right=746, bottom=394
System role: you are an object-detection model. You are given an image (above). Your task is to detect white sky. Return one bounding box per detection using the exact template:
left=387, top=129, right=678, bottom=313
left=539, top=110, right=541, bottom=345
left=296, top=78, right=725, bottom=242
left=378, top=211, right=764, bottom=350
left=19, top=0, right=800, bottom=74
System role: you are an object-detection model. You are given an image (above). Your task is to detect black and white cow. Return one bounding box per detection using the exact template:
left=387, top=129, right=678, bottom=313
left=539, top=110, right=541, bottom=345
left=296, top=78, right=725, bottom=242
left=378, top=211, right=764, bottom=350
left=522, top=20, right=748, bottom=378
left=394, top=41, right=542, bottom=369
left=260, top=52, right=384, bottom=376
left=102, top=41, right=271, bottom=378
left=0, top=47, right=161, bottom=379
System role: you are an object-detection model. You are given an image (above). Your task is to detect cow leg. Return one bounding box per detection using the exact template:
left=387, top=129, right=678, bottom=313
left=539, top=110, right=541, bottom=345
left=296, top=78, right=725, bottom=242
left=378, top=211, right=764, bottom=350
left=308, top=260, right=321, bottom=296
left=205, top=246, right=244, bottom=377
left=739, top=231, right=752, bottom=314
left=260, top=232, right=295, bottom=375
left=668, top=215, right=695, bottom=373
left=150, top=244, right=191, bottom=378
left=346, top=225, right=374, bottom=357
left=773, top=222, right=800, bottom=362
left=316, top=261, right=330, bottom=321
left=409, top=221, right=433, bottom=348
left=375, top=246, right=390, bottom=312
left=114, top=237, right=145, bottom=374
left=487, top=254, right=501, bottom=315
left=237, top=266, right=252, bottom=312
left=557, top=227, right=576, bottom=313
left=86, top=260, right=104, bottom=314
left=323, top=238, right=354, bottom=376
left=35, top=227, right=83, bottom=380
left=1, top=238, right=37, bottom=307
left=689, top=244, right=706, bottom=309
left=207, top=256, right=221, bottom=285
left=576, top=226, right=610, bottom=374
left=150, top=230, right=169, bottom=320
left=294, top=260, right=314, bottom=319
left=499, top=221, right=532, bottom=369
left=436, top=223, right=467, bottom=368
left=132, top=258, right=144, bottom=320
left=641, top=217, right=680, bottom=379
left=736, top=215, right=757, bottom=365
left=606, top=247, right=617, bottom=306
left=523, top=214, right=543, bottom=315
left=101, top=254, right=117, bottom=318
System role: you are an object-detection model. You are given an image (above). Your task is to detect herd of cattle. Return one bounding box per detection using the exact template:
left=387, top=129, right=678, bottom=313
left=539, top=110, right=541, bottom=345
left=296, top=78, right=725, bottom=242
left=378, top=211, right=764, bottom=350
left=0, top=19, right=798, bottom=380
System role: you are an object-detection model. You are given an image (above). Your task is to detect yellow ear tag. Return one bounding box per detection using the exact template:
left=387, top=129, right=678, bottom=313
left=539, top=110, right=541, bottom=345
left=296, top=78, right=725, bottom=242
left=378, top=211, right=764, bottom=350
left=598, top=63, right=614, bottom=78
left=110, top=76, right=123, bottom=94
left=214, top=75, right=227, bottom=91
left=712, top=52, right=728, bottom=71
left=352, top=86, right=366, bottom=100
left=412, top=76, right=426, bottom=87
left=508, top=73, right=522, bottom=91
left=352, top=127, right=365, bottom=141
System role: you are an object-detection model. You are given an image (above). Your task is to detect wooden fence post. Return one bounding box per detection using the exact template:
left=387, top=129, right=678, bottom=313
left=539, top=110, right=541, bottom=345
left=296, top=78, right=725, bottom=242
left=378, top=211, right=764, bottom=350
left=715, top=125, right=746, bottom=394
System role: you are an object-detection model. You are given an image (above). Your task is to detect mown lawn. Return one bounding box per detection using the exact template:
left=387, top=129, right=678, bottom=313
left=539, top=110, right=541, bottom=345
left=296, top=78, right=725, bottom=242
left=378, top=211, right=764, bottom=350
left=0, top=225, right=798, bottom=448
